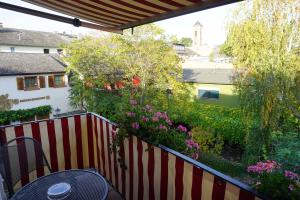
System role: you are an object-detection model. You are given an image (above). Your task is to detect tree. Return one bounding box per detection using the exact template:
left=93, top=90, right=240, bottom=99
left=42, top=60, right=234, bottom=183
left=220, top=0, right=300, bottom=159
left=64, top=24, right=191, bottom=120
left=180, top=37, right=193, bottom=47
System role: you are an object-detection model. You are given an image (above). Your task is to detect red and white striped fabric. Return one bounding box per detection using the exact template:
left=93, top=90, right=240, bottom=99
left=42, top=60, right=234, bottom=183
left=0, top=113, right=263, bottom=200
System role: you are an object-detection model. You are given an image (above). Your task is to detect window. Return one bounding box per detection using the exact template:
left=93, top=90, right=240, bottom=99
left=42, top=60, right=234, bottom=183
left=44, top=49, right=49, bottom=54
left=10, top=47, right=15, bottom=52
left=198, top=88, right=219, bottom=100
left=54, top=75, right=65, bottom=87
left=24, top=76, right=38, bottom=90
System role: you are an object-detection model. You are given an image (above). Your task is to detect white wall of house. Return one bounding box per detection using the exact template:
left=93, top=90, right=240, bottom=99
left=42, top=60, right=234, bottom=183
left=0, top=45, right=59, bottom=53
left=0, top=74, right=73, bottom=117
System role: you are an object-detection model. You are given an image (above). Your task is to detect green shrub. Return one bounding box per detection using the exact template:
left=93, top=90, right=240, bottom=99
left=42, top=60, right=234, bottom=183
left=169, top=101, right=251, bottom=147
left=270, top=131, right=300, bottom=171
left=0, top=105, right=52, bottom=125
left=199, top=152, right=248, bottom=179
left=192, top=127, right=224, bottom=155
left=257, top=171, right=300, bottom=200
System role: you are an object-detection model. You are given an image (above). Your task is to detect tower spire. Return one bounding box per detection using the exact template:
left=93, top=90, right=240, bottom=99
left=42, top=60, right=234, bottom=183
left=193, top=21, right=203, bottom=49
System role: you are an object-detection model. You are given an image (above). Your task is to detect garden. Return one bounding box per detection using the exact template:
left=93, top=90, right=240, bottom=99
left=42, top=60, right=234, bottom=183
left=62, top=1, right=300, bottom=199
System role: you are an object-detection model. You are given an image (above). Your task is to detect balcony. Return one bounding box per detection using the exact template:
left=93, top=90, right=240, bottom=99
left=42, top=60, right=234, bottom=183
left=0, top=113, right=264, bottom=200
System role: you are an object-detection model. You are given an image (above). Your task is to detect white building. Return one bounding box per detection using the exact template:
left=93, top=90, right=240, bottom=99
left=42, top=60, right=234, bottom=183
left=0, top=26, right=75, bottom=118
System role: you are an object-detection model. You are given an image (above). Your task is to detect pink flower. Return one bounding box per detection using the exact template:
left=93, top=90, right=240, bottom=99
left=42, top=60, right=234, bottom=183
left=158, top=124, right=167, bottom=131
left=161, top=112, right=169, bottom=120
left=193, top=142, right=200, bottom=149
left=154, top=112, right=162, bottom=117
left=152, top=116, right=159, bottom=122
left=141, top=116, right=149, bottom=122
left=185, top=139, right=194, bottom=149
left=131, top=122, right=140, bottom=129
left=177, top=125, right=187, bottom=132
left=192, top=152, right=199, bottom=160
left=126, top=112, right=136, bottom=117
left=247, top=160, right=279, bottom=174
left=166, top=119, right=173, bottom=126
left=285, top=170, right=299, bottom=180
left=145, top=105, right=153, bottom=112
left=288, top=184, right=294, bottom=191
left=130, top=99, right=138, bottom=106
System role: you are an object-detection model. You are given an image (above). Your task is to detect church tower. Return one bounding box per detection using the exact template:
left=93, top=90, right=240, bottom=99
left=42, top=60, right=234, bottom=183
left=193, top=21, right=203, bottom=49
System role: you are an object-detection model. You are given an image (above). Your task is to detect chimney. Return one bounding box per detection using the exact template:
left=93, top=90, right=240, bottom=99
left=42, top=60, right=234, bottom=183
left=0, top=23, right=3, bottom=28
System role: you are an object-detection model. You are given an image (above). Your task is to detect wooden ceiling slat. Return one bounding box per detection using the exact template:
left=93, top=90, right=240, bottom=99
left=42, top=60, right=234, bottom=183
left=172, top=0, right=194, bottom=6
left=122, top=0, right=172, bottom=12
left=86, top=0, right=154, bottom=17
left=143, top=0, right=180, bottom=9
left=158, top=0, right=187, bottom=7
left=35, top=0, right=128, bottom=25
left=46, top=0, right=131, bottom=23
left=29, top=0, right=121, bottom=26
left=70, top=0, right=141, bottom=21
left=102, top=0, right=163, bottom=14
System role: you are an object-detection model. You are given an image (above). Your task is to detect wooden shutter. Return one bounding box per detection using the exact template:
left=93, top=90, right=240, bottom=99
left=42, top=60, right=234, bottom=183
left=39, top=76, right=45, bottom=88
left=62, top=75, right=66, bottom=86
left=48, top=75, right=54, bottom=87
left=16, top=77, right=24, bottom=90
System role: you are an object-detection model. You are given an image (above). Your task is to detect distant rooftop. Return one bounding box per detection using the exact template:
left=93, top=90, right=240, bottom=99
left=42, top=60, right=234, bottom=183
left=183, top=60, right=234, bottom=68
left=183, top=68, right=235, bottom=84
left=0, top=27, right=74, bottom=48
left=0, top=53, right=66, bottom=76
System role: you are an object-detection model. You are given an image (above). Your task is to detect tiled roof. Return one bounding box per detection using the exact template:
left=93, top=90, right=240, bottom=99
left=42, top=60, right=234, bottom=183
left=0, top=28, right=71, bottom=47
left=183, top=68, right=235, bottom=84
left=0, top=53, right=66, bottom=75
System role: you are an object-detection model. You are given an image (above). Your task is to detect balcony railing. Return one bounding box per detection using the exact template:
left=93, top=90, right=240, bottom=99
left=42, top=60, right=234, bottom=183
left=0, top=113, right=265, bottom=200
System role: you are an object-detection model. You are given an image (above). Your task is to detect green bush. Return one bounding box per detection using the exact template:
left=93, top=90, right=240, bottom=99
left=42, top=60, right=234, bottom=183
left=192, top=127, right=224, bottom=155
left=199, top=152, right=248, bottom=179
left=0, top=105, right=52, bottom=125
left=270, top=131, right=300, bottom=171
left=169, top=101, right=251, bottom=147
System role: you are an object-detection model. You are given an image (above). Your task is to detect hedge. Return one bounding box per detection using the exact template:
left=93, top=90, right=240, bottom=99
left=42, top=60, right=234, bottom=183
left=169, top=102, right=251, bottom=147
left=0, top=105, right=52, bottom=126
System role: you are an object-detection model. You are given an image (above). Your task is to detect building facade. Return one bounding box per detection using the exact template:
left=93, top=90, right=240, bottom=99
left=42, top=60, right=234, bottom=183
left=0, top=26, right=75, bottom=117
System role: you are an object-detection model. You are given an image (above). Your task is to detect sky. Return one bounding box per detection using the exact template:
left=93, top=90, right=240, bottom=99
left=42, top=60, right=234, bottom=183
left=0, top=0, right=242, bottom=46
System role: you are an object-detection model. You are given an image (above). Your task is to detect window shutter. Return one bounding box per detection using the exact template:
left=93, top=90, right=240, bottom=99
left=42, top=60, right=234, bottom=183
left=16, top=77, right=24, bottom=90
left=48, top=75, right=54, bottom=87
left=62, top=75, right=66, bottom=86
left=39, top=76, right=45, bottom=88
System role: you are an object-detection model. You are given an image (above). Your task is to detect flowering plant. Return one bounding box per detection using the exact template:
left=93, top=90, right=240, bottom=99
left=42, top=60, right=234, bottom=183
left=247, top=160, right=300, bottom=199
left=112, top=99, right=200, bottom=160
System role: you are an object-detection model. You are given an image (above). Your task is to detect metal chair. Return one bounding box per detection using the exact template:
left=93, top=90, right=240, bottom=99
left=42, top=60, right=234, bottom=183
left=0, top=136, right=52, bottom=197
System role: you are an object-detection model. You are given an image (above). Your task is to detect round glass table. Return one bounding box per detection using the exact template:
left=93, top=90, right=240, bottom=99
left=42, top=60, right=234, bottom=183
left=11, top=170, right=108, bottom=200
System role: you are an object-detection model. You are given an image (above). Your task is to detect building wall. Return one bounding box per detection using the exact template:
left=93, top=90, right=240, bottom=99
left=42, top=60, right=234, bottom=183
left=0, top=45, right=58, bottom=53
left=0, top=74, right=73, bottom=117
left=189, top=83, right=239, bottom=107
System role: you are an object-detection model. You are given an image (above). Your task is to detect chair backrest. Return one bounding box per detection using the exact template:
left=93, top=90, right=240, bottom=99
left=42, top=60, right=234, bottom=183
left=0, top=137, right=52, bottom=197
